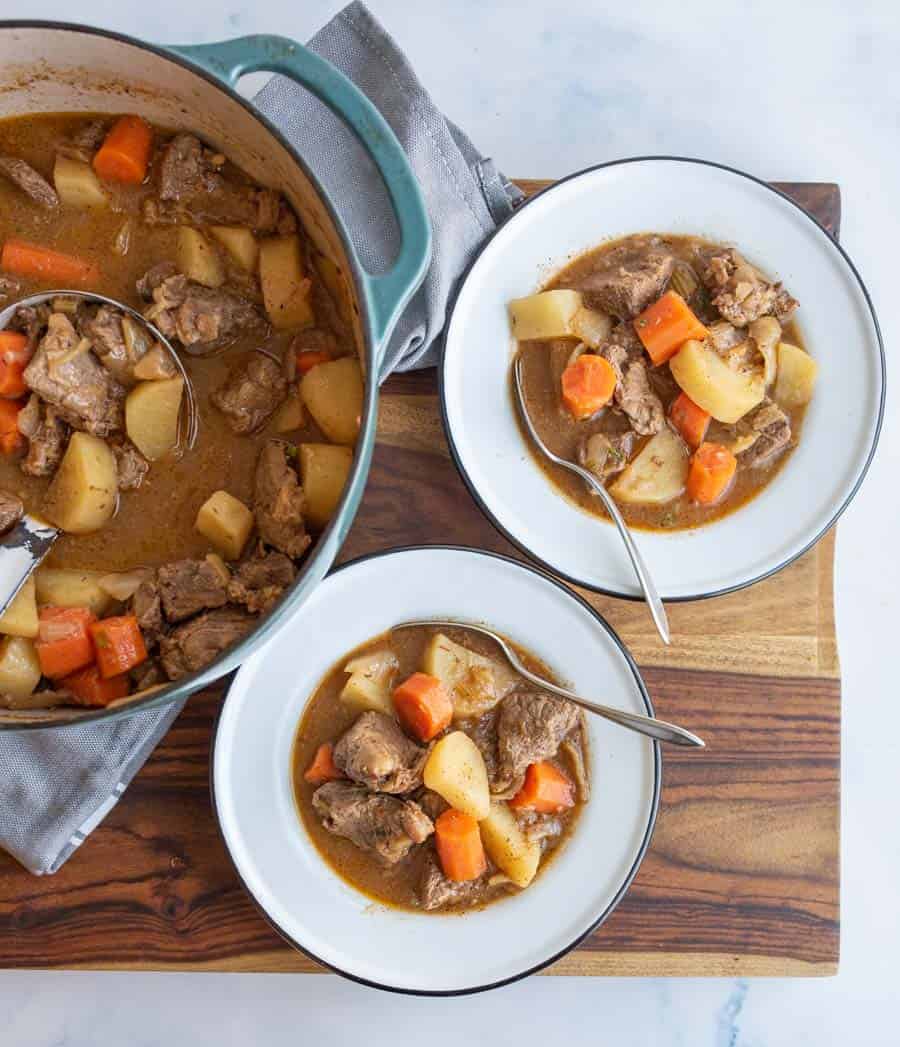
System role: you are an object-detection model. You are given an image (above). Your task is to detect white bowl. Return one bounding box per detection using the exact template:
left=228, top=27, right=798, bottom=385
left=441, top=158, right=885, bottom=600
left=212, top=546, right=660, bottom=995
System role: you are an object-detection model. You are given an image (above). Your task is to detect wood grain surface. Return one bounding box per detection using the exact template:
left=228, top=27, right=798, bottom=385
left=0, top=180, right=841, bottom=977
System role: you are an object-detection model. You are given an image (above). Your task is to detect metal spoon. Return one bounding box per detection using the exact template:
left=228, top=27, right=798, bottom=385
left=0, top=290, right=199, bottom=616
left=513, top=355, right=670, bottom=645
left=394, top=619, right=703, bottom=748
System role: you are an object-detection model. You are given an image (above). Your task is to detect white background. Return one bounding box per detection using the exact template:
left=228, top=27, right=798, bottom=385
left=2, top=1, right=898, bottom=1043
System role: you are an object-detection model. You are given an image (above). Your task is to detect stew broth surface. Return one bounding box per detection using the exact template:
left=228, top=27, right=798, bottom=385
left=292, top=624, right=589, bottom=914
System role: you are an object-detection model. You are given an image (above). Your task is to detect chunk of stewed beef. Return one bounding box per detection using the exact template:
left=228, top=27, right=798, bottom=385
left=312, top=782, right=434, bottom=865
left=159, top=607, right=255, bottom=680
left=254, top=440, right=310, bottom=559
left=579, top=242, right=674, bottom=319
left=419, top=852, right=489, bottom=911
left=226, top=550, right=296, bottom=614
left=211, top=354, right=287, bottom=434
left=23, top=313, right=125, bottom=436
left=80, top=306, right=154, bottom=386
left=131, top=658, right=164, bottom=692
left=130, top=578, right=164, bottom=649
left=0, top=274, right=21, bottom=301
left=598, top=341, right=664, bottom=436
left=56, top=120, right=107, bottom=163
left=111, top=439, right=150, bottom=491
left=143, top=272, right=261, bottom=353
left=157, top=558, right=228, bottom=623
left=153, top=133, right=282, bottom=232
left=0, top=490, right=23, bottom=534
left=494, top=691, right=580, bottom=795
left=578, top=430, right=635, bottom=481
left=333, top=711, right=428, bottom=794
left=738, top=401, right=792, bottom=468
left=702, top=250, right=798, bottom=327
left=0, top=156, right=58, bottom=208
left=17, top=395, right=69, bottom=477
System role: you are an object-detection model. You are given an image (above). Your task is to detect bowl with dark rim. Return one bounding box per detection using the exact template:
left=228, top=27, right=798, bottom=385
left=440, top=158, right=884, bottom=602
left=211, top=545, right=660, bottom=995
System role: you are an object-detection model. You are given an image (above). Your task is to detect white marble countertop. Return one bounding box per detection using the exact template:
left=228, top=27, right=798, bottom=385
left=2, top=1, right=899, bottom=1043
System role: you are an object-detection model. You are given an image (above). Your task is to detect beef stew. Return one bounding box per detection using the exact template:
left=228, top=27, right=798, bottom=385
left=510, top=233, right=817, bottom=531
left=292, top=624, right=590, bottom=913
left=0, top=113, right=361, bottom=710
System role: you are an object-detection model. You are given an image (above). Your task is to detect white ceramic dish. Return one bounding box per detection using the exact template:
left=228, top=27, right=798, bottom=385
left=212, top=546, right=660, bottom=995
left=441, top=158, right=885, bottom=600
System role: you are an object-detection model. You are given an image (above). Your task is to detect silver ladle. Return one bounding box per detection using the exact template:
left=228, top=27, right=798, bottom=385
left=0, top=290, right=199, bottom=616
left=394, top=619, right=703, bottom=747
left=513, top=355, right=670, bottom=646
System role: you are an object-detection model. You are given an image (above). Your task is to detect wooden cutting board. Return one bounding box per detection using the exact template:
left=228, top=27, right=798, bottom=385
left=0, top=181, right=841, bottom=977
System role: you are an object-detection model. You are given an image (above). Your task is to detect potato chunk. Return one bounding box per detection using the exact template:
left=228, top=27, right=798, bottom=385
left=669, top=339, right=765, bottom=423
left=35, top=567, right=112, bottom=616
left=480, top=801, right=541, bottom=888
left=424, top=731, right=491, bottom=820
left=45, top=432, right=118, bottom=534
left=423, top=632, right=517, bottom=720
left=176, top=227, right=225, bottom=288
left=774, top=342, right=818, bottom=408
left=610, top=426, right=689, bottom=506
left=299, top=443, right=353, bottom=530
left=340, top=648, right=400, bottom=717
left=0, top=636, right=41, bottom=697
left=53, top=155, right=108, bottom=209
left=259, top=235, right=314, bottom=330
left=508, top=289, right=582, bottom=341
left=300, top=356, right=363, bottom=446
left=0, top=577, right=38, bottom=639
left=209, top=226, right=259, bottom=272
left=273, top=391, right=305, bottom=433
left=125, top=376, right=183, bottom=460
left=195, top=490, right=255, bottom=561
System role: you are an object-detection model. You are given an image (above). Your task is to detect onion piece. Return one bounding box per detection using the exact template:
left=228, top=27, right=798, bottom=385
left=98, top=568, right=154, bottom=602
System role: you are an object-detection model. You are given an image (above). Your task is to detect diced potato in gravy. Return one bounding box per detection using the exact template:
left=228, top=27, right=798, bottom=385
left=423, top=632, right=517, bottom=720
left=340, top=648, right=399, bottom=717
left=45, top=433, right=118, bottom=534
left=35, top=567, right=112, bottom=616
left=176, top=227, right=225, bottom=288
left=508, top=289, right=582, bottom=341
left=53, top=155, right=108, bottom=209
left=0, top=577, right=38, bottom=639
left=125, top=377, right=183, bottom=461
left=209, top=225, right=259, bottom=272
left=0, top=636, right=42, bottom=697
left=669, top=339, right=766, bottom=424
left=259, top=235, right=315, bottom=330
left=195, top=490, right=254, bottom=561
left=299, top=443, right=353, bottom=530
left=424, top=731, right=491, bottom=820
left=479, top=801, right=541, bottom=888
left=609, top=427, right=689, bottom=506
left=301, top=356, right=363, bottom=446
left=774, top=342, right=818, bottom=407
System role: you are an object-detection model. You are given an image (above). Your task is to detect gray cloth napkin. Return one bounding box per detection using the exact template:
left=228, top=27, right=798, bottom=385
left=0, top=0, right=519, bottom=875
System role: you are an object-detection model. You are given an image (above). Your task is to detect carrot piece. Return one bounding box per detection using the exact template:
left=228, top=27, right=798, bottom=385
left=92, top=115, right=153, bottom=185
left=303, top=742, right=345, bottom=784
left=89, top=615, right=148, bottom=679
left=509, top=761, right=576, bottom=814
left=392, top=672, right=453, bottom=742
left=62, top=664, right=130, bottom=707
left=0, top=397, right=25, bottom=455
left=687, top=442, right=738, bottom=505
left=634, top=290, right=708, bottom=366
left=296, top=349, right=332, bottom=374
left=0, top=332, right=32, bottom=399
left=35, top=606, right=97, bottom=679
left=434, top=808, right=487, bottom=882
left=669, top=391, right=711, bottom=449
left=560, top=353, right=617, bottom=420
left=1, top=239, right=100, bottom=286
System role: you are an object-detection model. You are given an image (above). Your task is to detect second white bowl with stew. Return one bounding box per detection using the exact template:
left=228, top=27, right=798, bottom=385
left=211, top=546, right=660, bottom=995
left=441, top=158, right=884, bottom=600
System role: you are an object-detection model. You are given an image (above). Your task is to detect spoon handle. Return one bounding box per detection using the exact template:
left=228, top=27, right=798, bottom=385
left=591, top=483, right=671, bottom=646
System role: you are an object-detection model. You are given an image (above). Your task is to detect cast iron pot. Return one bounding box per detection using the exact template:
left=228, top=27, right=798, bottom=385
left=0, top=23, right=431, bottom=728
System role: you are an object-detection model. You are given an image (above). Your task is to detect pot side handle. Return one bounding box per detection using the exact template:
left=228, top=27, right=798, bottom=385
left=167, top=35, right=432, bottom=369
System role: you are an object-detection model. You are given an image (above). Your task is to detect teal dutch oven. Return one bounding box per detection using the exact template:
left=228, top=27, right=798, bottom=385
left=0, top=24, right=431, bottom=728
